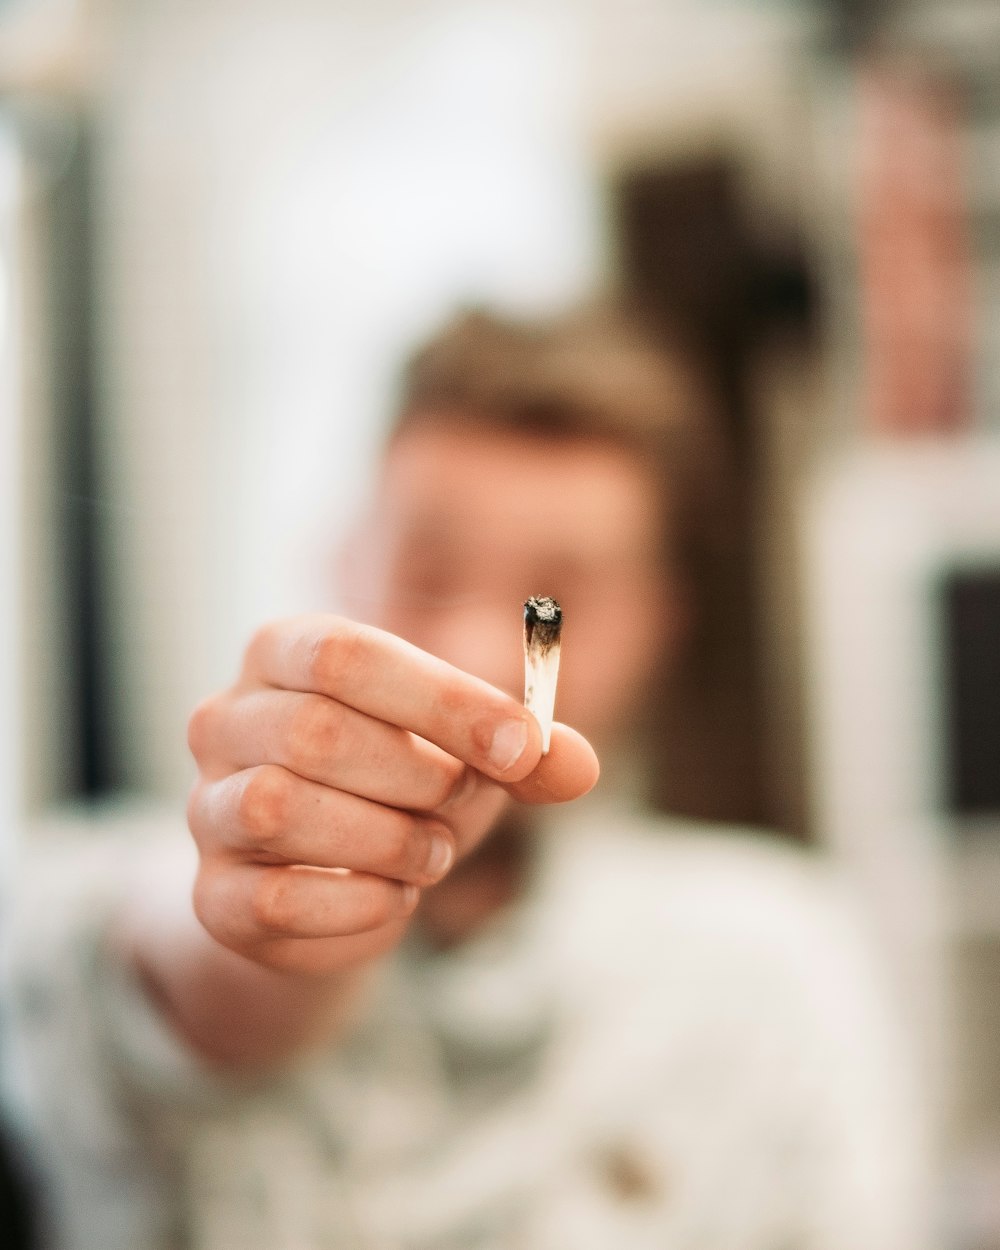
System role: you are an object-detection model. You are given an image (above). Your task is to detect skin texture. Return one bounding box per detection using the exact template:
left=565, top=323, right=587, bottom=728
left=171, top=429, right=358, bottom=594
left=123, top=417, right=679, bottom=1069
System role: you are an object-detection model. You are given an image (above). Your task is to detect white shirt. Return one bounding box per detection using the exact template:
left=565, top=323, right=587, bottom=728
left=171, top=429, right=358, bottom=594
left=2, top=800, right=934, bottom=1249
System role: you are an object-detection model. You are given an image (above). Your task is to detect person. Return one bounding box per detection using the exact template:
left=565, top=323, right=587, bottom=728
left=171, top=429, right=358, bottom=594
left=4, top=306, right=931, bottom=1249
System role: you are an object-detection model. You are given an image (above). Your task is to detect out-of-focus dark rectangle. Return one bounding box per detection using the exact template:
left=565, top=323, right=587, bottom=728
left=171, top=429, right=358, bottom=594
left=942, top=567, right=1000, bottom=819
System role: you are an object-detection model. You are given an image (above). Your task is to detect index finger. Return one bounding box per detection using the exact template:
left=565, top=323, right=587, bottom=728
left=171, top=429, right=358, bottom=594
left=245, top=614, right=543, bottom=783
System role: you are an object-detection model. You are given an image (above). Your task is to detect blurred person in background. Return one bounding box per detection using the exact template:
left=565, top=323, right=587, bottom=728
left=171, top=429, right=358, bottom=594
left=5, top=306, right=931, bottom=1249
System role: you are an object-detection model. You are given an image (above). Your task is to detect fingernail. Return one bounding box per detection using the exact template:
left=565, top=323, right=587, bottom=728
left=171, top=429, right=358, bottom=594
left=402, top=884, right=420, bottom=911
left=488, top=718, right=528, bottom=773
left=425, top=834, right=454, bottom=880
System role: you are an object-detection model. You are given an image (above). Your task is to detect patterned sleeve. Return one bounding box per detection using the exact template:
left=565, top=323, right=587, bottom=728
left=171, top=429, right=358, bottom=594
left=1, top=815, right=245, bottom=1249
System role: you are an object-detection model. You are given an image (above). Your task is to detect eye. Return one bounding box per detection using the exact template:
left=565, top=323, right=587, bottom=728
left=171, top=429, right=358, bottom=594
left=385, top=550, right=485, bottom=610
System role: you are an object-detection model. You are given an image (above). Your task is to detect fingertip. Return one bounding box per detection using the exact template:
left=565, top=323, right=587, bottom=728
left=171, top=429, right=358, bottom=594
left=505, top=722, right=600, bottom=805
left=551, top=723, right=601, bottom=794
left=476, top=709, right=543, bottom=782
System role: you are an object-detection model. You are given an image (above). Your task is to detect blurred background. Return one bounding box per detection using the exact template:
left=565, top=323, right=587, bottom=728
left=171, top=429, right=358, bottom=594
left=1, top=0, right=999, bottom=1240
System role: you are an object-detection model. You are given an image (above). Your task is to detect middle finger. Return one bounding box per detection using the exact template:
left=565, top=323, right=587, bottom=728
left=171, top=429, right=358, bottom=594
left=212, top=688, right=469, bottom=812
left=191, top=765, right=457, bottom=886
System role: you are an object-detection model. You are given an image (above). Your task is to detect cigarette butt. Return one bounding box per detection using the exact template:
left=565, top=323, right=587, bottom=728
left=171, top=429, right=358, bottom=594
left=523, top=596, right=562, bottom=754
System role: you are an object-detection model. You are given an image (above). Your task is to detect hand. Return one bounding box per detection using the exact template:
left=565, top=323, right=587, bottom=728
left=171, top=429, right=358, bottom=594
left=186, top=614, right=599, bottom=976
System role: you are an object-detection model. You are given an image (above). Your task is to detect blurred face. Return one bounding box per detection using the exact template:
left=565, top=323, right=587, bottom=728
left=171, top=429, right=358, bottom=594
left=342, top=417, right=683, bottom=748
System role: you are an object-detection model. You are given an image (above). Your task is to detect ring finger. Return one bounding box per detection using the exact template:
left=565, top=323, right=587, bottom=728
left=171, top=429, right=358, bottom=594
left=190, top=765, right=456, bottom=886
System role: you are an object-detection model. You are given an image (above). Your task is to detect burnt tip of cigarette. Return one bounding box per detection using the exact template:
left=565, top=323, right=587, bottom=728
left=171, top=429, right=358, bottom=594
left=524, top=596, right=562, bottom=650
left=524, top=596, right=562, bottom=627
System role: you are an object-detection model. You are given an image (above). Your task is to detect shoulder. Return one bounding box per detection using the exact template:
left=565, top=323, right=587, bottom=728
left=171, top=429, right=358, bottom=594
left=546, top=803, right=855, bottom=940
left=538, top=803, right=891, bottom=1027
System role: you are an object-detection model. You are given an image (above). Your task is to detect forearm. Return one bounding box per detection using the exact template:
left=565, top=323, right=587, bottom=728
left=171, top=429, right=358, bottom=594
left=113, top=869, right=371, bottom=1071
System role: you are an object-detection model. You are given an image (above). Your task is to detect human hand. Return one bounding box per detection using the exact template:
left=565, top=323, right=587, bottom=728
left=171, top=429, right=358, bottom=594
left=186, top=614, right=599, bottom=975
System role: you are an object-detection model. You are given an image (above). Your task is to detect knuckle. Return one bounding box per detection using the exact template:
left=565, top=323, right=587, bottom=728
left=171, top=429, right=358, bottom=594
left=424, top=759, right=468, bottom=812
left=253, top=940, right=317, bottom=975
left=187, top=695, right=223, bottom=762
left=245, top=620, right=280, bottom=667
left=186, top=783, right=210, bottom=844
left=250, top=867, right=298, bottom=936
left=435, top=682, right=475, bottom=721
left=191, top=864, right=225, bottom=941
left=307, top=624, right=369, bottom=693
left=286, top=698, right=341, bottom=772
left=353, top=879, right=400, bottom=931
left=238, top=766, right=292, bottom=848
left=379, top=812, right=419, bottom=877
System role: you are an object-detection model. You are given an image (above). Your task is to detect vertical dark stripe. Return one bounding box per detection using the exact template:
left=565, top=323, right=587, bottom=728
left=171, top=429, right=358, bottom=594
left=48, top=115, right=115, bottom=798
left=942, top=568, right=1000, bottom=820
